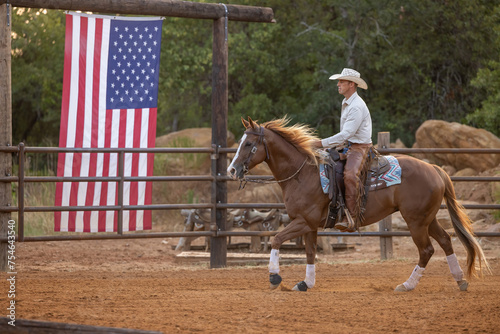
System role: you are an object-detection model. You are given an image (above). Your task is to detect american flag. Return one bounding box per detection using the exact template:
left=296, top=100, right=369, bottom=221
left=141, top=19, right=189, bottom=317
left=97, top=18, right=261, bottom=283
left=55, top=13, right=163, bottom=232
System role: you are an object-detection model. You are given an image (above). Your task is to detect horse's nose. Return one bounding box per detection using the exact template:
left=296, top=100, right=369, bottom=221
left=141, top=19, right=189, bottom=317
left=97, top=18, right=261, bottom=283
left=227, top=166, right=237, bottom=179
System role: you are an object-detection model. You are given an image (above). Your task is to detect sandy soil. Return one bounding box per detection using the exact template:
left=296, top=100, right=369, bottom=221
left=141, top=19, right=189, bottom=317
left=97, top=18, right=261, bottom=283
left=1, top=234, right=499, bottom=334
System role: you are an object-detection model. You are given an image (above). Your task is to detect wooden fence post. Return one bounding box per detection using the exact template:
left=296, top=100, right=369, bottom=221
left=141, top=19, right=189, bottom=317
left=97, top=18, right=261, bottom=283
left=377, top=132, right=393, bottom=260
left=210, top=14, right=228, bottom=268
left=0, top=3, right=12, bottom=272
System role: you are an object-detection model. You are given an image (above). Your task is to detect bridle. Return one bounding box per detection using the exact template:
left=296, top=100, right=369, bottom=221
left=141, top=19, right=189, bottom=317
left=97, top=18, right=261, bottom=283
left=238, top=126, right=308, bottom=189
left=242, top=126, right=270, bottom=174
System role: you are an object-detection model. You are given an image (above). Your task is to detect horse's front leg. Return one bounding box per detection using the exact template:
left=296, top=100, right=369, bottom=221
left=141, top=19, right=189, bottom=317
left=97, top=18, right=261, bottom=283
left=291, top=231, right=317, bottom=291
left=269, top=216, right=313, bottom=290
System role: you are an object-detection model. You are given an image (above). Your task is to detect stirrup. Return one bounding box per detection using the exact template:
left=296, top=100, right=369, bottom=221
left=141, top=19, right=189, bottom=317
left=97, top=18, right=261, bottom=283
left=334, top=209, right=356, bottom=232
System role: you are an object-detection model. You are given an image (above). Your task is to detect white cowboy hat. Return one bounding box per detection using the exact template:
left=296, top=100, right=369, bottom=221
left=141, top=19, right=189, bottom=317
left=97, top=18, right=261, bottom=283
left=329, top=68, right=368, bottom=90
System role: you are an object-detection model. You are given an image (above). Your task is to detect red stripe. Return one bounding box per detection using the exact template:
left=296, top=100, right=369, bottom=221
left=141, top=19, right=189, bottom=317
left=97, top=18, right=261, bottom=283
left=98, top=109, right=113, bottom=232
left=144, top=108, right=157, bottom=229
left=83, top=18, right=103, bottom=231
left=55, top=14, right=74, bottom=231
left=67, top=16, right=89, bottom=231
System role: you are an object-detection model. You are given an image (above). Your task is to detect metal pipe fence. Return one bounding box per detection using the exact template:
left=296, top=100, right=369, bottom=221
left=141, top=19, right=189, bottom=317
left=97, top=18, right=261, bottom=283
left=0, top=143, right=498, bottom=248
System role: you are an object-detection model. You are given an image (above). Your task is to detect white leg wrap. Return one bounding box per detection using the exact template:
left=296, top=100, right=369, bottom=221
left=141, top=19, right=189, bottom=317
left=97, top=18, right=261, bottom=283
left=305, top=264, right=316, bottom=289
left=446, top=253, right=464, bottom=282
left=402, top=265, right=425, bottom=291
left=269, top=249, right=280, bottom=274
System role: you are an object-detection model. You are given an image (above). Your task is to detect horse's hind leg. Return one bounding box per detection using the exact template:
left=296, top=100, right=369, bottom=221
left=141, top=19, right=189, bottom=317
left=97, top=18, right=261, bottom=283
left=292, top=231, right=317, bottom=291
left=395, top=216, right=436, bottom=292
left=428, top=218, right=468, bottom=291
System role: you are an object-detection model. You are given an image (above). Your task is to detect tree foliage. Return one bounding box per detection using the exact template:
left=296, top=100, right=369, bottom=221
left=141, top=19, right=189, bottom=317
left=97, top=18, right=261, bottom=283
left=9, top=0, right=500, bottom=147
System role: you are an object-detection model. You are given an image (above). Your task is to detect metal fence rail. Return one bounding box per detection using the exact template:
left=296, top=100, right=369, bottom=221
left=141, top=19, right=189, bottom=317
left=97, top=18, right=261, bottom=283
left=0, top=143, right=498, bottom=260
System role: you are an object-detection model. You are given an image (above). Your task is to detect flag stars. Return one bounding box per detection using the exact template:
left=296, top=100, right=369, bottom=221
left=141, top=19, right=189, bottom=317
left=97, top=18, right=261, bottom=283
left=107, top=21, right=161, bottom=108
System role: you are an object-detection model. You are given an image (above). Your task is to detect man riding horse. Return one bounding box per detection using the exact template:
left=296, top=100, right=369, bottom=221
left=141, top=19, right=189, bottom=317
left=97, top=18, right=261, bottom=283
left=313, top=68, right=372, bottom=232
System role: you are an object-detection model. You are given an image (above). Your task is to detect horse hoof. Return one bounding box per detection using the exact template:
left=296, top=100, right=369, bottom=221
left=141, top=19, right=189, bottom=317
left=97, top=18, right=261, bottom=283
left=292, top=281, right=308, bottom=292
left=394, top=284, right=409, bottom=292
left=269, top=274, right=282, bottom=290
left=457, top=280, right=469, bottom=291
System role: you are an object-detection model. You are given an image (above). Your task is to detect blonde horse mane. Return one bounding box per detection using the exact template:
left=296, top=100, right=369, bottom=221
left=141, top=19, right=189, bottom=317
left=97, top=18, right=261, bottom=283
left=261, top=116, right=321, bottom=164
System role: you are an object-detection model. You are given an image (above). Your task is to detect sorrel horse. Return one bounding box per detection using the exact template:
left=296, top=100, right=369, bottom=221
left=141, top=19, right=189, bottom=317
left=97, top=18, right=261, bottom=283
left=228, top=117, right=490, bottom=292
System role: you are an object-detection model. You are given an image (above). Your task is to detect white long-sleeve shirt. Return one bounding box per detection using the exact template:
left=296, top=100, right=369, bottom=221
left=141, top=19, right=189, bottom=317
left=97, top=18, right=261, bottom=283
left=321, top=91, right=372, bottom=148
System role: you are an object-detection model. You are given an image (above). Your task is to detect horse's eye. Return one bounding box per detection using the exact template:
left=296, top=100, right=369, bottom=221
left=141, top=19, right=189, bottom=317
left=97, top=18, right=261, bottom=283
left=245, top=142, right=252, bottom=147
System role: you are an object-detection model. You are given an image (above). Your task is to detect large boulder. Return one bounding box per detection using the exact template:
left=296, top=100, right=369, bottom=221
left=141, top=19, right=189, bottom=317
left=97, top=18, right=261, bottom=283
left=414, top=120, right=500, bottom=172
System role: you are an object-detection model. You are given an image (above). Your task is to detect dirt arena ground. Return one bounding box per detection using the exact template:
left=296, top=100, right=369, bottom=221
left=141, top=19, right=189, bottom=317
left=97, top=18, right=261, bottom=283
left=1, top=234, right=499, bottom=333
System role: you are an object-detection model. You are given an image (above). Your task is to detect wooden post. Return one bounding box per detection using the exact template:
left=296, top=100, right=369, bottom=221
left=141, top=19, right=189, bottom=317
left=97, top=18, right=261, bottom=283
left=0, top=3, right=12, bottom=272
left=210, top=15, right=228, bottom=269
left=377, top=132, right=393, bottom=260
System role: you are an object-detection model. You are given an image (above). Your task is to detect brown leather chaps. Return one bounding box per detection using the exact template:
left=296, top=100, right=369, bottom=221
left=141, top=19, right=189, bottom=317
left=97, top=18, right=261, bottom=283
left=344, top=143, right=371, bottom=221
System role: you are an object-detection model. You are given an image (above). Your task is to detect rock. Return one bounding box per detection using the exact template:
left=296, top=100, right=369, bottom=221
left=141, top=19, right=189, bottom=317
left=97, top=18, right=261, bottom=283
left=393, top=138, right=407, bottom=149
left=441, top=165, right=457, bottom=176
left=483, top=223, right=500, bottom=244
left=414, top=120, right=500, bottom=172
left=454, top=168, right=478, bottom=177
left=454, top=167, right=499, bottom=204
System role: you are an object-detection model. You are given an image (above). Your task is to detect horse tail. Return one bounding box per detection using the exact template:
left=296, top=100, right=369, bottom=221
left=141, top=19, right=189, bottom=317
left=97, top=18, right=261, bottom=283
left=433, top=165, right=491, bottom=279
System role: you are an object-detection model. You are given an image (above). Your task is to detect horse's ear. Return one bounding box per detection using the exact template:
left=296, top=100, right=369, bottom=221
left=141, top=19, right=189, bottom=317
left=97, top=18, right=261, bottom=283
left=247, top=116, right=258, bottom=129
left=241, top=117, right=251, bottom=129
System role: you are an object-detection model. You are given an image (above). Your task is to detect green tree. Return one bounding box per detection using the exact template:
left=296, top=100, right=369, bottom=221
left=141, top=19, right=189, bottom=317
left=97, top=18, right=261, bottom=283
left=11, top=8, right=65, bottom=145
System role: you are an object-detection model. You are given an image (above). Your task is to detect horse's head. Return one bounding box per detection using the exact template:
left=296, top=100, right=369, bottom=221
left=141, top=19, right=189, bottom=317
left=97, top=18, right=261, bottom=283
left=227, top=117, right=270, bottom=180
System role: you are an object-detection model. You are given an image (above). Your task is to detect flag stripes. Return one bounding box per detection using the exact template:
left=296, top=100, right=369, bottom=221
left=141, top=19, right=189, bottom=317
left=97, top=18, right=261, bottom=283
left=55, top=13, right=162, bottom=232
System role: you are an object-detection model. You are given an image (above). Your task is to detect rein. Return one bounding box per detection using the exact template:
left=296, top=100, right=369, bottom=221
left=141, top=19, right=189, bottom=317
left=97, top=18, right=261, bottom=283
left=239, top=126, right=308, bottom=190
